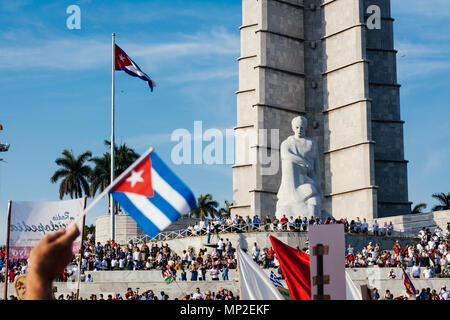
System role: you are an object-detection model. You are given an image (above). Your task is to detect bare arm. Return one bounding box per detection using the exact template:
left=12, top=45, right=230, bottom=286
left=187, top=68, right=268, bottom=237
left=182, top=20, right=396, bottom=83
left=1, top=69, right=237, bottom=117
left=25, top=224, right=80, bottom=300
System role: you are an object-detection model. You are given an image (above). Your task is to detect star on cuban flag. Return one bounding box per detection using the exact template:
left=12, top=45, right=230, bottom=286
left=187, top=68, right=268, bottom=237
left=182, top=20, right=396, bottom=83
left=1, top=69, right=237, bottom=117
left=115, top=44, right=156, bottom=92
left=110, top=148, right=197, bottom=238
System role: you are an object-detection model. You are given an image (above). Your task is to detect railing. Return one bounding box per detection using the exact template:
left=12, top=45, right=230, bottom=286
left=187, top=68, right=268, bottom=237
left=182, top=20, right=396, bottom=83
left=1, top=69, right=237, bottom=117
left=130, top=222, right=305, bottom=243
left=128, top=221, right=424, bottom=244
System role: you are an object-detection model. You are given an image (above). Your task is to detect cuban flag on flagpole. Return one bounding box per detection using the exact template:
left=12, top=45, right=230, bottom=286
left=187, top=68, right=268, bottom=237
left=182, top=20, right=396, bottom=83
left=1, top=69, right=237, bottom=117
left=109, top=148, right=196, bottom=238
left=115, top=44, right=156, bottom=92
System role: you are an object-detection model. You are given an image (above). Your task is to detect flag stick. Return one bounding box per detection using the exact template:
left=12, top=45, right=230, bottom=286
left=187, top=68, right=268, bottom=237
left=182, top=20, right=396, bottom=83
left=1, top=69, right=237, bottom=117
left=236, top=247, right=242, bottom=299
left=111, top=32, right=116, bottom=242
left=75, top=197, right=87, bottom=300
left=3, top=200, right=12, bottom=300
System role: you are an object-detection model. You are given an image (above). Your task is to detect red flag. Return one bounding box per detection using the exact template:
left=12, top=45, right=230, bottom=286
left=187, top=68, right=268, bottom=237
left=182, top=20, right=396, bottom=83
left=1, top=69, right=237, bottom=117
left=269, top=235, right=311, bottom=300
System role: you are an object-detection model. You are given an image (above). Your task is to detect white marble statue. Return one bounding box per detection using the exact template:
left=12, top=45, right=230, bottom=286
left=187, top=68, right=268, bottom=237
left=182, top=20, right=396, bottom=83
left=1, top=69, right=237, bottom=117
left=275, top=116, right=323, bottom=219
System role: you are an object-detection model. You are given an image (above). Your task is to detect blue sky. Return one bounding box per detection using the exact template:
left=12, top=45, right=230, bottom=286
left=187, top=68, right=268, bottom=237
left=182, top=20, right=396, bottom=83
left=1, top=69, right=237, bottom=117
left=0, top=0, right=449, bottom=245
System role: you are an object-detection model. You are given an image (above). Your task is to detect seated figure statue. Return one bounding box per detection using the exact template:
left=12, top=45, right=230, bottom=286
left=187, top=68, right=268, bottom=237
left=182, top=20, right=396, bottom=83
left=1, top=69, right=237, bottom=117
left=275, top=116, right=323, bottom=219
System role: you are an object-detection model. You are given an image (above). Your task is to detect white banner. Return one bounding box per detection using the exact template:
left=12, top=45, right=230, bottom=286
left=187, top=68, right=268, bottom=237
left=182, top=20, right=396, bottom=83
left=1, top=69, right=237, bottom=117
left=9, top=198, right=85, bottom=259
left=237, top=248, right=284, bottom=300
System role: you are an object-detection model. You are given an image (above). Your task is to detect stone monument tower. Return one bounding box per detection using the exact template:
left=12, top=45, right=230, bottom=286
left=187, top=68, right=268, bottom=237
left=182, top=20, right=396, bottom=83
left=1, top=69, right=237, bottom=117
left=232, top=0, right=411, bottom=221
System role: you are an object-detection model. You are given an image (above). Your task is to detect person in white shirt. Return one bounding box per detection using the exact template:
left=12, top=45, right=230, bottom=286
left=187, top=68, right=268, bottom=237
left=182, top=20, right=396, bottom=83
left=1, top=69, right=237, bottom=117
left=288, top=216, right=295, bottom=230
left=217, top=238, right=225, bottom=253
left=192, top=288, right=204, bottom=300
left=372, top=220, right=379, bottom=236
left=80, top=270, right=86, bottom=282
left=422, top=266, right=432, bottom=279
left=133, top=248, right=141, bottom=262
left=200, top=218, right=208, bottom=233
left=209, top=266, right=220, bottom=280
left=411, top=262, right=421, bottom=278
left=387, top=222, right=394, bottom=235
left=193, top=223, right=201, bottom=235
left=111, top=257, right=118, bottom=269
left=418, top=228, right=426, bottom=239
left=439, top=286, right=449, bottom=300
left=119, top=257, right=125, bottom=270
left=361, top=219, right=369, bottom=234
left=355, top=217, right=362, bottom=233
left=346, top=244, right=354, bottom=256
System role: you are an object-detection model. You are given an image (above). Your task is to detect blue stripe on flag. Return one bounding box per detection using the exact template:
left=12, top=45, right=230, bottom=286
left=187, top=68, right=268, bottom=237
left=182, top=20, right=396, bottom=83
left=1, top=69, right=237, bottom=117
left=150, top=152, right=197, bottom=210
left=111, top=191, right=161, bottom=238
left=270, top=271, right=284, bottom=288
left=119, top=66, right=154, bottom=92
left=149, top=190, right=182, bottom=222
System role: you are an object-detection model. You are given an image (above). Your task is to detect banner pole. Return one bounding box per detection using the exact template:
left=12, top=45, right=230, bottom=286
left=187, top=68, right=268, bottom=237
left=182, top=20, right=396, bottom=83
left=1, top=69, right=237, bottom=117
left=75, top=197, right=87, bottom=300
left=3, top=200, right=12, bottom=300
left=236, top=247, right=242, bottom=299
left=111, top=32, right=116, bottom=242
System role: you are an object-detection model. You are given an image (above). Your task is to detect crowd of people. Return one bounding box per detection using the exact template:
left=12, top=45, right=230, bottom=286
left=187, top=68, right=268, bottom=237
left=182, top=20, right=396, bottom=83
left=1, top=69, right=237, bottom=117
left=370, top=286, right=450, bottom=300
left=1, top=236, right=282, bottom=284
left=186, top=215, right=400, bottom=238
left=345, top=225, right=450, bottom=276
left=13, top=287, right=239, bottom=301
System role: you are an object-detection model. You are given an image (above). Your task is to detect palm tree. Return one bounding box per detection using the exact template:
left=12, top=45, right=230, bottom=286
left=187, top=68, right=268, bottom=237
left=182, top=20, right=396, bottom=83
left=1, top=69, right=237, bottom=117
left=89, top=141, right=140, bottom=197
left=89, top=152, right=111, bottom=197
left=431, top=192, right=450, bottom=211
left=411, top=203, right=427, bottom=214
left=190, top=194, right=219, bottom=219
left=104, top=140, right=140, bottom=177
left=50, top=150, right=92, bottom=200
left=219, top=200, right=232, bottom=218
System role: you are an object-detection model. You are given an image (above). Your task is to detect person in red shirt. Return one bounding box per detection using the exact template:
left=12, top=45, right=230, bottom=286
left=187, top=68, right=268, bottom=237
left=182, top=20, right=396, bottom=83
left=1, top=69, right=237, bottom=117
left=393, top=241, right=401, bottom=255
left=267, top=247, right=274, bottom=267
left=280, top=215, right=288, bottom=230
left=9, top=270, right=15, bottom=282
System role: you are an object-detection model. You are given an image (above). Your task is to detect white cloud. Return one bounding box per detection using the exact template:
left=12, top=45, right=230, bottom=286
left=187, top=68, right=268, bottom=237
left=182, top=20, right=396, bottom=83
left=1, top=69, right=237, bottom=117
left=0, top=29, right=239, bottom=72
left=398, top=60, right=450, bottom=80
left=396, top=40, right=450, bottom=80
left=162, top=68, right=237, bottom=84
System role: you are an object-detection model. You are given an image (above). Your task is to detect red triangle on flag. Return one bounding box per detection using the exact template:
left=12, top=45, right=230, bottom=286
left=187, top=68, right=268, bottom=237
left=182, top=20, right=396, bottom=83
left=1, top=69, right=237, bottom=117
left=115, top=44, right=133, bottom=70
left=113, top=156, right=154, bottom=197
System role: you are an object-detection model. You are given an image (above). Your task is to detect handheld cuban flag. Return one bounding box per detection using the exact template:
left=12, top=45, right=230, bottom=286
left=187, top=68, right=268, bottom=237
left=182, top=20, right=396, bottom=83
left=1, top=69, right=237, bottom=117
left=108, top=148, right=196, bottom=238
left=269, top=271, right=284, bottom=288
left=269, top=271, right=292, bottom=300
left=163, top=269, right=175, bottom=284
left=75, top=147, right=195, bottom=239
left=115, top=44, right=156, bottom=92
left=402, top=267, right=416, bottom=297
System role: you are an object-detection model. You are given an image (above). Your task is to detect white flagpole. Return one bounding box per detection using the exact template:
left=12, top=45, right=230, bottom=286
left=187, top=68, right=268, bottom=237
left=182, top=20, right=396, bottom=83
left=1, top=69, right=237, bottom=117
left=111, top=33, right=116, bottom=242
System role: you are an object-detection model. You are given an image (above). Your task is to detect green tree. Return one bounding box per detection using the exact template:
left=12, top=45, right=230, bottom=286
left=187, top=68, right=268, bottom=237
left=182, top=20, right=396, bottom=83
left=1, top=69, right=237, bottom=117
left=104, top=140, right=140, bottom=177
left=89, top=141, right=140, bottom=197
left=431, top=192, right=450, bottom=211
left=50, top=150, right=92, bottom=200
left=219, top=200, right=232, bottom=218
left=89, top=152, right=111, bottom=197
left=411, top=203, right=427, bottom=214
left=190, top=194, right=219, bottom=219
left=83, top=224, right=96, bottom=241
